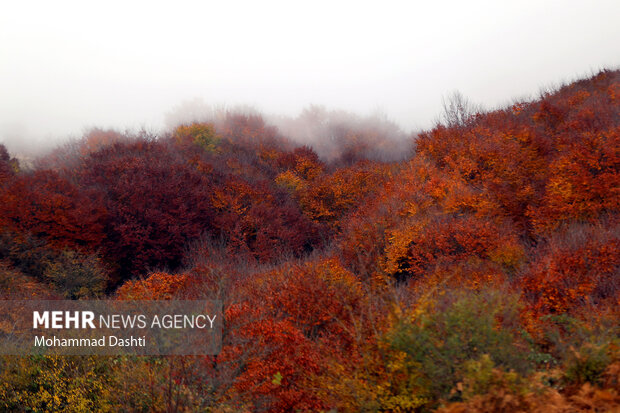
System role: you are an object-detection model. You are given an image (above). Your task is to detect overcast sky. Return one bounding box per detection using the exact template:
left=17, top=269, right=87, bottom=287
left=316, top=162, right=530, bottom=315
left=1, top=0, right=618, bottom=153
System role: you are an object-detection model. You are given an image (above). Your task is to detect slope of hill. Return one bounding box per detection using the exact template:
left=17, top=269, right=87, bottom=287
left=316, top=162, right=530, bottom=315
left=0, top=69, right=618, bottom=412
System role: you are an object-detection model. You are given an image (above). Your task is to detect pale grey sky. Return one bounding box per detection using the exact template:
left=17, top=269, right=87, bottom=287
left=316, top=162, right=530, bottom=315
left=1, top=0, right=618, bottom=153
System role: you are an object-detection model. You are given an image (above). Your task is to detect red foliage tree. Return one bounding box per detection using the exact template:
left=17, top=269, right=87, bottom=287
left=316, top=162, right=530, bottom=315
left=77, top=140, right=216, bottom=280
left=0, top=170, right=106, bottom=252
left=528, top=128, right=620, bottom=233
left=211, top=176, right=320, bottom=262
left=416, top=69, right=619, bottom=235
left=115, top=271, right=194, bottom=300
left=522, top=222, right=619, bottom=316
left=214, top=257, right=366, bottom=411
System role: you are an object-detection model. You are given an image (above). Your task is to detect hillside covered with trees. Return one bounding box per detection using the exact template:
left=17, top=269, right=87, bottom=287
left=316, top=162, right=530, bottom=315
left=0, top=69, right=618, bottom=412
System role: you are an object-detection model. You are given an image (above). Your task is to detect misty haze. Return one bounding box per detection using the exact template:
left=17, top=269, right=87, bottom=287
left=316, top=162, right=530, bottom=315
left=1, top=1, right=619, bottom=159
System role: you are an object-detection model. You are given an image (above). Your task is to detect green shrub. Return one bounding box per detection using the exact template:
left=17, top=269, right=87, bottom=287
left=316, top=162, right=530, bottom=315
left=385, top=289, right=534, bottom=404
left=564, top=343, right=611, bottom=386
left=43, top=250, right=108, bottom=299
left=537, top=312, right=619, bottom=386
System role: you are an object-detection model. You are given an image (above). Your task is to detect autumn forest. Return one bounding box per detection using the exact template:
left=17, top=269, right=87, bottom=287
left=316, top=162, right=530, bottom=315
left=0, top=69, right=619, bottom=412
